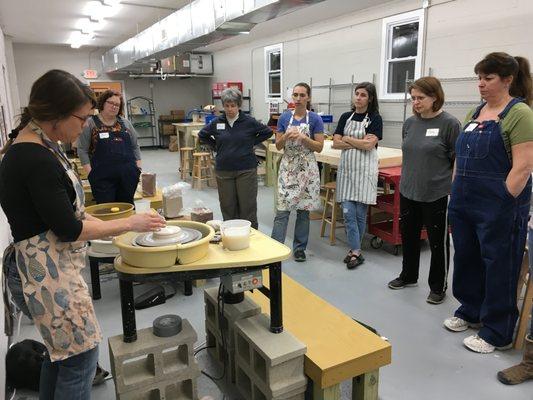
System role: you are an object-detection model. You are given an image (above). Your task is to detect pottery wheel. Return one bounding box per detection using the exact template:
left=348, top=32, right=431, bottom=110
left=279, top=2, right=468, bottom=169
left=133, top=228, right=202, bottom=247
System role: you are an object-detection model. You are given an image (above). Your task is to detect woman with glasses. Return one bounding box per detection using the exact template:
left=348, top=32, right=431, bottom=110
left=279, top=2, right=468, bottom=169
left=77, top=90, right=142, bottom=204
left=271, top=83, right=324, bottom=262
left=0, top=70, right=165, bottom=398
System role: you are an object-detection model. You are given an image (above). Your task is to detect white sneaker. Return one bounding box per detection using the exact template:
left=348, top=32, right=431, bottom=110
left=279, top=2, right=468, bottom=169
left=443, top=316, right=482, bottom=332
left=463, top=334, right=512, bottom=354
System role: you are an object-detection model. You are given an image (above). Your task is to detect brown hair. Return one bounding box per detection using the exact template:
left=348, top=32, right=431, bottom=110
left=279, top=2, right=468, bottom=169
left=475, top=52, right=532, bottom=106
left=97, top=90, right=124, bottom=116
left=351, top=82, right=379, bottom=114
left=1, top=69, right=95, bottom=154
left=409, top=76, right=445, bottom=113
left=294, top=82, right=312, bottom=110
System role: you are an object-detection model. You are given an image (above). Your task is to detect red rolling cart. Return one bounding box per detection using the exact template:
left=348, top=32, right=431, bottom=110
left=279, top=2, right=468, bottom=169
left=368, top=166, right=427, bottom=255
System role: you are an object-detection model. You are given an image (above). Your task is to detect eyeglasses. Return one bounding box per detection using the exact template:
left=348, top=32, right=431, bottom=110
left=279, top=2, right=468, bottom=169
left=72, top=114, right=91, bottom=123
left=292, top=93, right=308, bottom=98
left=106, top=100, right=121, bottom=108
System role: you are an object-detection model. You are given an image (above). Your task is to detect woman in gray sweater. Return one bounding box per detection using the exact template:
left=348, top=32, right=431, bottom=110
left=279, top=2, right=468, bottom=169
left=388, top=77, right=460, bottom=305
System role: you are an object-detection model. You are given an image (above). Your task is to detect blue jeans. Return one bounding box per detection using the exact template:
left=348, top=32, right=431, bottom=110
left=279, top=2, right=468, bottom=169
left=271, top=210, right=309, bottom=251
left=40, top=345, right=99, bottom=400
left=342, top=201, right=368, bottom=252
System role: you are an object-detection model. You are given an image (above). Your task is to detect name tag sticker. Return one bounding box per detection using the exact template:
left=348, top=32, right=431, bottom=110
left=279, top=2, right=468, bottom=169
left=216, top=123, right=225, bottom=130
left=465, top=123, right=478, bottom=132
left=99, top=132, right=109, bottom=139
left=426, top=128, right=439, bottom=137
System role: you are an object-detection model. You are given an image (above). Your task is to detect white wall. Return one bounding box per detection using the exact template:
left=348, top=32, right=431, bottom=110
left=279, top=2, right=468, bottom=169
left=12, top=43, right=211, bottom=146
left=211, top=0, right=533, bottom=148
left=0, top=29, right=16, bottom=400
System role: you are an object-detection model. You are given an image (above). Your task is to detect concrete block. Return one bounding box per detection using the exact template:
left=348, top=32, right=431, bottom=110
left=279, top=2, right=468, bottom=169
left=204, top=287, right=260, bottom=349
left=236, top=363, right=306, bottom=400
left=117, top=373, right=200, bottom=400
left=109, top=319, right=198, bottom=394
left=234, top=313, right=307, bottom=398
left=205, top=319, right=236, bottom=383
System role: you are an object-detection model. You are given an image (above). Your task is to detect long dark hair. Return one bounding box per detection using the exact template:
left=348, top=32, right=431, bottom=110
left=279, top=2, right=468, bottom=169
left=294, top=82, right=312, bottom=110
left=1, top=69, right=95, bottom=154
left=96, top=89, right=124, bottom=116
left=475, top=52, right=532, bottom=106
left=351, top=82, right=379, bottom=114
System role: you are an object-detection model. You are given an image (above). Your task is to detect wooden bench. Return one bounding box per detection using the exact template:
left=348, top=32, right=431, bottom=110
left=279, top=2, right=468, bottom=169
left=247, top=271, right=391, bottom=400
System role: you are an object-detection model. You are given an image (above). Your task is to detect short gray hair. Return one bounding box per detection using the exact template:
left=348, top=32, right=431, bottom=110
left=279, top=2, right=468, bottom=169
left=220, top=87, right=242, bottom=107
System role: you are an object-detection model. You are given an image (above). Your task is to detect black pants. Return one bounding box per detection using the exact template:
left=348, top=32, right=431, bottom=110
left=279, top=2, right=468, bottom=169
left=399, top=194, right=450, bottom=293
left=89, top=162, right=141, bottom=205
left=215, top=168, right=258, bottom=229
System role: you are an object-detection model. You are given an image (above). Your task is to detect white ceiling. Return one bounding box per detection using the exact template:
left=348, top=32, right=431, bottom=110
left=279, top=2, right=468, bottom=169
left=0, top=0, right=394, bottom=51
left=0, top=0, right=186, bottom=47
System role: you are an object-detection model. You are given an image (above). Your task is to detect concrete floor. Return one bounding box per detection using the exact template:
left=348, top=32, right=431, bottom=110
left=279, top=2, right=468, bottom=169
left=10, top=149, right=532, bottom=400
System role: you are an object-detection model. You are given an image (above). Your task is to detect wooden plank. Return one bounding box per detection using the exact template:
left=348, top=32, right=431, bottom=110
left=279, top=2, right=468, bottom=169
left=352, top=370, right=379, bottom=400
left=247, top=271, right=391, bottom=389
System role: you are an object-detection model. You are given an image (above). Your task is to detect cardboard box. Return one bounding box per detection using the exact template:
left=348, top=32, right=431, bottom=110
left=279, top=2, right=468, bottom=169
left=162, top=124, right=175, bottom=135
left=170, top=109, right=185, bottom=118
left=158, top=114, right=174, bottom=121
left=168, top=135, right=179, bottom=152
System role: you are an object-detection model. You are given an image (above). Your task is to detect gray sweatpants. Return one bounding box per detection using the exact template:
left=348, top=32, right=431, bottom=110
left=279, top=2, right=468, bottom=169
left=215, top=168, right=258, bottom=229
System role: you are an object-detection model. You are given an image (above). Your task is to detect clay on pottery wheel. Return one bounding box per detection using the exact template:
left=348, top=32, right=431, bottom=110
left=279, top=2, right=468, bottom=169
left=153, top=226, right=182, bottom=240
left=110, top=207, right=120, bottom=213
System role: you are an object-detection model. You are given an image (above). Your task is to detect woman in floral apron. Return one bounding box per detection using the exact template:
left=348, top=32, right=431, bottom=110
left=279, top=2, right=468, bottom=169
left=271, top=83, right=324, bottom=262
left=333, top=82, right=382, bottom=270
left=0, top=70, right=165, bottom=399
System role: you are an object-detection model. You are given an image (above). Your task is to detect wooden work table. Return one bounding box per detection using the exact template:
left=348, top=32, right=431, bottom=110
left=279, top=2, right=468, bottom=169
left=172, top=122, right=205, bottom=148
left=248, top=271, right=391, bottom=399
left=83, top=184, right=163, bottom=209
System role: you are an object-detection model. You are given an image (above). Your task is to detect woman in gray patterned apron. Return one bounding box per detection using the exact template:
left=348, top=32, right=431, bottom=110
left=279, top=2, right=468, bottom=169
left=271, top=83, right=324, bottom=262
left=333, top=82, right=382, bottom=269
left=0, top=70, right=165, bottom=399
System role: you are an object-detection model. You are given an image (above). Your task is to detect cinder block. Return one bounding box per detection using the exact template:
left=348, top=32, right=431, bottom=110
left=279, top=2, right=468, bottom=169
left=236, top=363, right=306, bottom=400
left=117, top=374, right=200, bottom=400
left=203, top=287, right=260, bottom=349
left=234, top=314, right=307, bottom=398
left=205, top=319, right=237, bottom=383
left=109, top=319, right=198, bottom=394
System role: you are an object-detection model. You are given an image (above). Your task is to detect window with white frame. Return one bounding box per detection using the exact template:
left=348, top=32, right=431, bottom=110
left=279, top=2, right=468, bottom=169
left=264, top=43, right=282, bottom=101
left=380, top=10, right=424, bottom=99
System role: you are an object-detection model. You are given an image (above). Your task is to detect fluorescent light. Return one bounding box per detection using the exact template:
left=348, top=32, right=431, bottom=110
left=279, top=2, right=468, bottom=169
left=77, top=17, right=105, bottom=34
left=84, top=0, right=121, bottom=22
left=68, top=30, right=95, bottom=49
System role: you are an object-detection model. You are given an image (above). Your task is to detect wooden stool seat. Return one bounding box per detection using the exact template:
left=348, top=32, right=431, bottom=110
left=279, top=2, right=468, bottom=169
left=179, top=147, right=194, bottom=181
left=192, top=152, right=216, bottom=189
left=320, top=181, right=344, bottom=245
left=515, top=246, right=532, bottom=349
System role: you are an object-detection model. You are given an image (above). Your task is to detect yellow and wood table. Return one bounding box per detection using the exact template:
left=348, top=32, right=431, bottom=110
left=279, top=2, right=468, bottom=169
left=172, top=122, right=205, bottom=149
left=248, top=271, right=391, bottom=400
left=266, top=140, right=402, bottom=186
left=114, top=229, right=291, bottom=342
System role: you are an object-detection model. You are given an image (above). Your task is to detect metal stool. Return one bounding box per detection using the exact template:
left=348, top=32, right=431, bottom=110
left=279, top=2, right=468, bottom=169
left=179, top=147, right=194, bottom=181
left=192, top=152, right=216, bottom=189
left=320, top=181, right=344, bottom=245
left=515, top=246, right=532, bottom=349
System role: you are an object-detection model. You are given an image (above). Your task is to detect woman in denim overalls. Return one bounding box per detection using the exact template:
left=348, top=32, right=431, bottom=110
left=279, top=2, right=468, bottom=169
left=444, top=53, right=533, bottom=354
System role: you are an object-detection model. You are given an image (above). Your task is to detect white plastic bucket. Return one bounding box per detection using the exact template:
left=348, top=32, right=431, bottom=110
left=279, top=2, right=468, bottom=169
left=220, top=219, right=251, bottom=251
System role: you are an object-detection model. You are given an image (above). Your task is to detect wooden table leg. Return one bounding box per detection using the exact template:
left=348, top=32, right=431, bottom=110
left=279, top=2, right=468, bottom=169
left=352, top=369, right=379, bottom=400
left=313, top=383, right=341, bottom=400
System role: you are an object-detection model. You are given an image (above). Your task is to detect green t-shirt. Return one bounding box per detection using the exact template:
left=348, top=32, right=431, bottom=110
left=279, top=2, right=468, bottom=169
left=465, top=101, right=533, bottom=159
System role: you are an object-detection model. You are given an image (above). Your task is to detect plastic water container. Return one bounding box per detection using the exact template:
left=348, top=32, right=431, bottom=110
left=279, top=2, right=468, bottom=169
left=134, top=199, right=150, bottom=214
left=220, top=219, right=251, bottom=251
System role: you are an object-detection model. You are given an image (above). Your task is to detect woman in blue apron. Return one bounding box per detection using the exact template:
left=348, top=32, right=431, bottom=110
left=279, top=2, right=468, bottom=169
left=271, top=83, right=324, bottom=262
left=444, top=53, right=533, bottom=353
left=77, top=90, right=142, bottom=205
left=333, top=82, right=382, bottom=270
left=0, top=70, right=165, bottom=398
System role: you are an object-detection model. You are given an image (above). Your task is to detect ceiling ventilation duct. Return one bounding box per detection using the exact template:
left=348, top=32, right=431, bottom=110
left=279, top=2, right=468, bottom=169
left=102, top=0, right=324, bottom=74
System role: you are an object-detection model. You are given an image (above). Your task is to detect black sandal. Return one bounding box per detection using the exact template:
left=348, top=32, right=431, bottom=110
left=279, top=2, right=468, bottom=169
left=343, top=251, right=353, bottom=263
left=347, top=254, right=365, bottom=270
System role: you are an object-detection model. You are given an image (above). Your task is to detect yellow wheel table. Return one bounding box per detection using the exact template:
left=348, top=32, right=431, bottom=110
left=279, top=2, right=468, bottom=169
left=114, top=229, right=291, bottom=342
